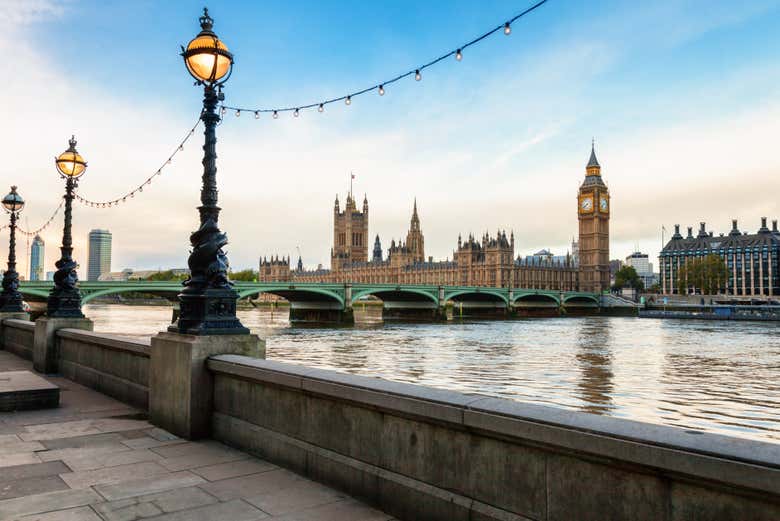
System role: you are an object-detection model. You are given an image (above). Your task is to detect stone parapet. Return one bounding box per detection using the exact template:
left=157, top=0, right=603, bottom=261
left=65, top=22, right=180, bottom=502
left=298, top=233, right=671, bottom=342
left=208, top=355, right=780, bottom=521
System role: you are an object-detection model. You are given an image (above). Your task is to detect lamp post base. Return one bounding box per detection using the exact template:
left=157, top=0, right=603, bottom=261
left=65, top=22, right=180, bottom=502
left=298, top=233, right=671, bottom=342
left=46, top=290, right=84, bottom=319
left=169, top=288, right=249, bottom=336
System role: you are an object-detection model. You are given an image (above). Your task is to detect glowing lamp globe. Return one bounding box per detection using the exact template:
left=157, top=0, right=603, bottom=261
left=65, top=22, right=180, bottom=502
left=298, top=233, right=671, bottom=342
left=182, top=8, right=233, bottom=85
left=55, top=136, right=87, bottom=178
left=2, top=186, right=24, bottom=213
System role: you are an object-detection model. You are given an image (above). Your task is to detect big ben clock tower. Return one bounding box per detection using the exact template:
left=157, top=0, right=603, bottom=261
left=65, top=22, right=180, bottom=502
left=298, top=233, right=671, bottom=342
left=577, top=142, right=610, bottom=293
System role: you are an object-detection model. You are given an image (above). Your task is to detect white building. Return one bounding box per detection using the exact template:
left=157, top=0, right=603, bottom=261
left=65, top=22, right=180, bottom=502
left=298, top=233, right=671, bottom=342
left=625, top=252, right=658, bottom=288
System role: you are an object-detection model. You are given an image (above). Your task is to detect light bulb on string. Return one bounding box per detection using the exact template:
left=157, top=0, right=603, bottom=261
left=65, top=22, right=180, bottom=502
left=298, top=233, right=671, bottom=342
left=254, top=111, right=259, bottom=119
left=504, top=22, right=511, bottom=35
left=345, top=96, right=352, bottom=105
left=318, top=104, right=324, bottom=113
left=220, top=107, right=226, bottom=116
left=179, top=144, right=184, bottom=151
left=456, top=49, right=462, bottom=61
left=235, top=110, right=241, bottom=117
left=378, top=85, right=385, bottom=96
left=415, top=69, right=421, bottom=81
left=273, top=111, right=278, bottom=119
left=294, top=108, right=299, bottom=117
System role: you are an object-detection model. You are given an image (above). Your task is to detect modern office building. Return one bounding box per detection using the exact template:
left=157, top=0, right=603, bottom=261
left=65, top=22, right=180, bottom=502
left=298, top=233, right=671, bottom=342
left=29, top=235, right=44, bottom=281
left=87, top=229, right=112, bottom=281
left=625, top=251, right=657, bottom=289
left=660, top=218, right=780, bottom=296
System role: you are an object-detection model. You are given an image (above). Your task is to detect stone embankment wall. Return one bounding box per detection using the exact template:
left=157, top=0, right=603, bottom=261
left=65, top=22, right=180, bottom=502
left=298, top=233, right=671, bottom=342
left=208, top=355, right=780, bottom=521
left=0, top=319, right=150, bottom=409
left=1, top=318, right=779, bottom=520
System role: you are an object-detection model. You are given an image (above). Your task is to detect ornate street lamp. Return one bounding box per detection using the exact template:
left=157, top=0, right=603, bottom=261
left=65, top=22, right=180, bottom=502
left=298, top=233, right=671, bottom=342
left=0, top=186, right=26, bottom=312
left=173, top=8, right=247, bottom=334
left=47, top=136, right=87, bottom=318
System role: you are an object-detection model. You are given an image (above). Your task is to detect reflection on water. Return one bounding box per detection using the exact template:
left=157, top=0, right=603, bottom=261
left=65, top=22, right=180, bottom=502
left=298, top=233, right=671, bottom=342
left=83, top=303, right=780, bottom=443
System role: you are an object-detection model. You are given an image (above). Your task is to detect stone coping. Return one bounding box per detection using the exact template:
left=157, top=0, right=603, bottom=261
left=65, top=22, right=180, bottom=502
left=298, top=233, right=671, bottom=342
left=208, top=354, right=780, bottom=496
left=57, top=328, right=151, bottom=356
left=2, top=319, right=35, bottom=331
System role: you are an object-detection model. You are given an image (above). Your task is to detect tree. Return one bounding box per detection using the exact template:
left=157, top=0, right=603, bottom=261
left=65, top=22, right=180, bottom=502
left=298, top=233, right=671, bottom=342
left=613, top=266, right=644, bottom=292
left=229, top=269, right=258, bottom=282
left=146, top=270, right=188, bottom=281
left=677, top=254, right=728, bottom=295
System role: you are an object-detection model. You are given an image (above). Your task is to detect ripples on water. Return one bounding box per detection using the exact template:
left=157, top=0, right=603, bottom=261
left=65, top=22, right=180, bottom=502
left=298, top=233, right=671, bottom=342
left=83, top=304, right=780, bottom=443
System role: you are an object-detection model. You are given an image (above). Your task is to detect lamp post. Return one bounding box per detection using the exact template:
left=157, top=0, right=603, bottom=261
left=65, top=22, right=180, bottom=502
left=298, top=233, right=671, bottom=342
left=172, top=8, right=247, bottom=335
left=0, top=186, right=26, bottom=312
left=47, top=136, right=87, bottom=318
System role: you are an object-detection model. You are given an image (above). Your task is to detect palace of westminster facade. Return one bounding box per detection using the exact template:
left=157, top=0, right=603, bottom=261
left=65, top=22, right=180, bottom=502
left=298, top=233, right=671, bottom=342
left=259, top=146, right=611, bottom=293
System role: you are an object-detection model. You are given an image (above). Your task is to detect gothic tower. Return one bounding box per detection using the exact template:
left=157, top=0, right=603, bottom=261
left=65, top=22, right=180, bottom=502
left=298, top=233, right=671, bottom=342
left=577, top=143, right=610, bottom=292
left=331, top=191, right=369, bottom=269
left=405, top=198, right=425, bottom=263
left=372, top=235, right=383, bottom=262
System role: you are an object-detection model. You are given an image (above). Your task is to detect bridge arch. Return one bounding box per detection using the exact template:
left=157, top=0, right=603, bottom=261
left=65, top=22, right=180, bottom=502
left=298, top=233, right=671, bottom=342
left=237, top=287, right=345, bottom=308
left=81, top=285, right=182, bottom=303
left=18, top=288, right=50, bottom=300
left=512, top=292, right=561, bottom=306
left=351, top=287, right=438, bottom=306
left=562, top=294, right=600, bottom=306
left=444, top=289, right=509, bottom=305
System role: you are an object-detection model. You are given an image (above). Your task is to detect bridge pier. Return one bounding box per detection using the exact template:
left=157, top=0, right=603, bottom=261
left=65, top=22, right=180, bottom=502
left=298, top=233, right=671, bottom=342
left=381, top=302, right=446, bottom=322
left=450, top=301, right=510, bottom=320
left=289, top=302, right=354, bottom=325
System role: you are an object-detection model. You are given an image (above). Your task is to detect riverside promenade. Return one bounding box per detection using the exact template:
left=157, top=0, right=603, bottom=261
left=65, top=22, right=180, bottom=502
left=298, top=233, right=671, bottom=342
left=0, top=350, right=393, bottom=521
left=0, top=318, right=779, bottom=520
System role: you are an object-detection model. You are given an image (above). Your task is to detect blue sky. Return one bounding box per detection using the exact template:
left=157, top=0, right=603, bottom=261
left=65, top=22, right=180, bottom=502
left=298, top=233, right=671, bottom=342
left=5, top=0, right=780, bottom=274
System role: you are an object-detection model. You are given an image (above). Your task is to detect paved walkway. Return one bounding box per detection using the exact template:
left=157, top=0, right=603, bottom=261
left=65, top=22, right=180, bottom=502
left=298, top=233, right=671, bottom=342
left=0, top=351, right=395, bottom=521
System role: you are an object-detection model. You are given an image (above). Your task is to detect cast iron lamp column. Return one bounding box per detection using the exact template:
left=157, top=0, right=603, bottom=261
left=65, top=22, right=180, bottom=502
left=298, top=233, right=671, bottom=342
left=0, top=186, right=26, bottom=312
left=47, top=136, right=87, bottom=318
left=173, top=8, right=248, bottom=335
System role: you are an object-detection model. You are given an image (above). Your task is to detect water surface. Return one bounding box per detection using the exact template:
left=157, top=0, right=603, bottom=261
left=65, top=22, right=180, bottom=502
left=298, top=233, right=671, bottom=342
left=83, top=303, right=780, bottom=443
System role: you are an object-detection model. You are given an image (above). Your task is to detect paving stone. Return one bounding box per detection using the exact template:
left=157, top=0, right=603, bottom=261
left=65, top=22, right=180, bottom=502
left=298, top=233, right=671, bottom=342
left=0, top=460, right=69, bottom=482
left=62, top=448, right=163, bottom=471
left=93, top=499, right=162, bottom=521
left=94, top=472, right=206, bottom=501
left=270, top=499, right=392, bottom=521
left=0, top=475, right=69, bottom=501
left=93, top=419, right=152, bottom=433
left=150, top=441, right=242, bottom=459
left=244, top=479, right=348, bottom=516
left=190, top=459, right=277, bottom=481
left=59, top=461, right=170, bottom=489
left=20, top=420, right=103, bottom=442
left=146, top=428, right=179, bottom=442
left=120, top=437, right=185, bottom=450
left=0, top=434, right=21, bottom=445
left=141, top=486, right=217, bottom=513
left=158, top=447, right=249, bottom=471
left=41, top=432, right=126, bottom=450
left=199, top=468, right=305, bottom=501
left=118, top=429, right=150, bottom=440
left=0, top=488, right=102, bottom=519
left=0, top=441, right=46, bottom=455
left=144, top=498, right=267, bottom=521
left=0, top=452, right=41, bottom=468
left=38, top=443, right=130, bottom=463
left=16, top=505, right=102, bottom=521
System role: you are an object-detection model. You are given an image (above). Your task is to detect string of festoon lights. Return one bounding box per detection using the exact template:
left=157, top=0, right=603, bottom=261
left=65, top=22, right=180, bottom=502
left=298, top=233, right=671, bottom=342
left=221, top=0, right=549, bottom=118
left=73, top=118, right=201, bottom=208
left=15, top=200, right=66, bottom=237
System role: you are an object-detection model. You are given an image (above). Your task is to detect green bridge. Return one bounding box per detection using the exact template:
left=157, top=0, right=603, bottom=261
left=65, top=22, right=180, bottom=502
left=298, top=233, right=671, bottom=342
left=18, top=281, right=602, bottom=322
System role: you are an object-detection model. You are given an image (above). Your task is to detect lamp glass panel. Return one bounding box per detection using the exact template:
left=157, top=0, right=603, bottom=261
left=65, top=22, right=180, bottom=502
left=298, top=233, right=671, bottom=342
left=185, top=35, right=230, bottom=82
left=56, top=151, right=86, bottom=177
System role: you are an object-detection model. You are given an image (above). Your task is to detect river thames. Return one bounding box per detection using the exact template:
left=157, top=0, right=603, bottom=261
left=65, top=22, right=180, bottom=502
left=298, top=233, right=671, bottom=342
left=82, top=303, right=780, bottom=443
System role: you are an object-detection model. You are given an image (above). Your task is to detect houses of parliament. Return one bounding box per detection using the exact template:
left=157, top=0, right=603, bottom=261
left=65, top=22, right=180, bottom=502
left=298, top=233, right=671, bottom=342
left=259, top=145, right=611, bottom=293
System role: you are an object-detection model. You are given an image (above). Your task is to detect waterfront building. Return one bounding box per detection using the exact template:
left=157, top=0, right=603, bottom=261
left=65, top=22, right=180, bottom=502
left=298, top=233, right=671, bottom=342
left=87, top=229, right=112, bottom=281
left=45, top=271, right=55, bottom=281
left=625, top=252, right=657, bottom=288
left=259, top=145, right=610, bottom=291
left=29, top=234, right=44, bottom=281
left=660, top=218, right=780, bottom=296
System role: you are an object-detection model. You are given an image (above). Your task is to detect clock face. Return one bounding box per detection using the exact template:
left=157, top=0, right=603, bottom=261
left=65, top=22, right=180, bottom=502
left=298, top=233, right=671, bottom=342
left=600, top=197, right=608, bottom=211
left=580, top=197, right=593, bottom=211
